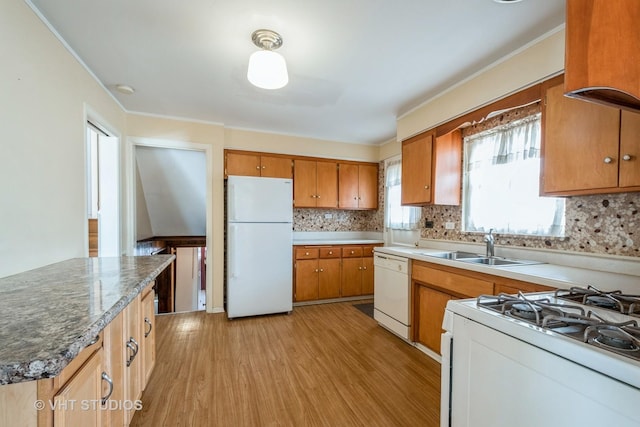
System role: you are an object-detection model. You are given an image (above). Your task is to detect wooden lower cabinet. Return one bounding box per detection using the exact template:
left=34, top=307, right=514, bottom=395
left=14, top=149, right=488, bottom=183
left=414, top=285, right=454, bottom=354
left=141, top=288, right=156, bottom=388
left=411, top=260, right=554, bottom=356
left=103, top=310, right=126, bottom=427
left=294, top=244, right=379, bottom=302
left=125, top=294, right=143, bottom=425
left=53, top=348, right=104, bottom=427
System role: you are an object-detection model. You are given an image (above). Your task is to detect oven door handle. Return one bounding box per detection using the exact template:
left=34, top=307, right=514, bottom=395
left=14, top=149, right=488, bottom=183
left=440, top=330, right=453, bottom=427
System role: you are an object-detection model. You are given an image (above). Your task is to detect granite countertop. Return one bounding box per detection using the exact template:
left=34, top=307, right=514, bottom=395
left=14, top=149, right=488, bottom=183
left=0, top=255, right=174, bottom=385
left=376, top=246, right=640, bottom=294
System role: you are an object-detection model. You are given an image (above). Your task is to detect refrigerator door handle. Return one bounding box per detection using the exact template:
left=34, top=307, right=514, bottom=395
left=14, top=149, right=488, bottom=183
left=228, top=183, right=236, bottom=221
left=229, top=224, right=238, bottom=278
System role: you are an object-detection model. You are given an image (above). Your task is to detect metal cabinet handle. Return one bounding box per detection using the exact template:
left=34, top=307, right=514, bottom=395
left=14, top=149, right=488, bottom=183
left=144, top=317, right=153, bottom=338
left=101, top=372, right=114, bottom=405
left=604, top=157, right=613, bottom=164
left=88, top=335, right=100, bottom=346
left=126, top=337, right=139, bottom=367
left=623, top=154, right=632, bottom=161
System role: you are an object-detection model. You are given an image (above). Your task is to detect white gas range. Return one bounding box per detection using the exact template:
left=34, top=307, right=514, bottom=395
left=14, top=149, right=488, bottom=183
left=441, top=286, right=640, bottom=427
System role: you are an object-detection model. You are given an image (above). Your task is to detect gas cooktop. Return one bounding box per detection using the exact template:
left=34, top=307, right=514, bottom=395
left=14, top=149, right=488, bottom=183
left=477, top=287, right=640, bottom=362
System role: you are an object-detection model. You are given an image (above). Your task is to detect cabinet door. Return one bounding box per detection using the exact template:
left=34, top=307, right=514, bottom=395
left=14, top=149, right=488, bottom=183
left=141, top=288, right=156, bottom=389
left=402, top=132, right=433, bottom=205
left=619, top=110, right=640, bottom=187
left=293, top=160, right=317, bottom=208
left=357, top=164, right=378, bottom=209
left=260, top=155, right=292, bottom=178
left=414, top=285, right=454, bottom=354
left=103, top=311, right=125, bottom=427
left=542, top=83, right=620, bottom=194
left=316, top=161, right=338, bottom=208
left=433, top=130, right=462, bottom=205
left=318, top=258, right=341, bottom=299
left=125, top=295, right=142, bottom=424
left=226, top=152, right=261, bottom=177
left=54, top=348, right=104, bottom=427
left=295, top=259, right=319, bottom=301
left=361, top=256, right=374, bottom=295
left=341, top=257, right=362, bottom=297
left=338, top=163, right=360, bottom=209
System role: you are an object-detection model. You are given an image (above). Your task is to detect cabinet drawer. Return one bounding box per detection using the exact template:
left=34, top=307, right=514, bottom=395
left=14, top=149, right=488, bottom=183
left=319, top=248, right=340, bottom=258
left=342, top=247, right=363, bottom=258
left=362, top=245, right=377, bottom=257
left=412, top=263, right=493, bottom=298
left=295, top=247, right=319, bottom=259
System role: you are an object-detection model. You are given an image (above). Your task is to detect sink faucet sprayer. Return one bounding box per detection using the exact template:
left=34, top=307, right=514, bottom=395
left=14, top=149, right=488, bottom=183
left=484, top=229, right=495, bottom=258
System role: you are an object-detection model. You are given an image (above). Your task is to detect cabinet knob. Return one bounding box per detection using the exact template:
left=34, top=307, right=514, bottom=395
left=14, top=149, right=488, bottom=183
left=315, top=269, right=319, bottom=273
left=353, top=196, right=357, bottom=200
left=350, top=250, right=355, bottom=254
left=623, top=154, right=632, bottom=161
left=319, top=268, right=324, bottom=272
left=604, top=157, right=613, bottom=164
left=358, top=266, right=362, bottom=270
left=262, top=166, right=266, bottom=169
left=424, top=185, right=430, bottom=189
left=329, top=251, right=333, bottom=255
left=310, top=195, right=315, bottom=198
left=256, top=166, right=261, bottom=169
left=363, top=266, right=367, bottom=270
left=316, top=194, right=320, bottom=198
left=305, top=252, right=309, bottom=255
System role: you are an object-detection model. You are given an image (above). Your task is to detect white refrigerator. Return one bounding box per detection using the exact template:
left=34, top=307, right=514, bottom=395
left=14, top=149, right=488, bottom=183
left=226, top=175, right=293, bottom=318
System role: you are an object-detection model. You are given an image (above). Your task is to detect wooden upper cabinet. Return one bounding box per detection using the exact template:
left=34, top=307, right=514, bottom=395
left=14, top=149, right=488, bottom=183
left=433, top=130, right=462, bottom=205
left=541, top=80, right=640, bottom=195
left=293, top=160, right=338, bottom=208
left=225, top=152, right=261, bottom=177
left=401, top=129, right=461, bottom=206
left=260, top=155, right=293, bottom=178
left=225, top=151, right=292, bottom=178
left=619, top=111, right=640, bottom=188
left=564, top=0, right=640, bottom=112
left=402, top=131, right=433, bottom=205
left=338, top=163, right=378, bottom=210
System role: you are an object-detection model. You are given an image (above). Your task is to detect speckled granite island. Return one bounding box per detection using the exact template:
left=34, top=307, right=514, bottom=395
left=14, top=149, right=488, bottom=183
left=0, top=255, right=174, bottom=385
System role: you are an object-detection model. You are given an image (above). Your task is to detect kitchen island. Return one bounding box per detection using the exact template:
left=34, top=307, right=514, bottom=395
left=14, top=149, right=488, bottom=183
left=0, top=255, right=174, bottom=385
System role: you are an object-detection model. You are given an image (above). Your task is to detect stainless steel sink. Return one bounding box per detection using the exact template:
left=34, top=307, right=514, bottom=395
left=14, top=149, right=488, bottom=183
left=458, top=257, right=540, bottom=267
left=417, top=251, right=543, bottom=267
left=415, top=251, right=481, bottom=260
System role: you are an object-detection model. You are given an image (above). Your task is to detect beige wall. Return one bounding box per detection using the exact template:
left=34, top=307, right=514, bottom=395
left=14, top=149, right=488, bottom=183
left=0, top=0, right=126, bottom=277
left=396, top=27, right=565, bottom=142
left=225, top=128, right=379, bottom=162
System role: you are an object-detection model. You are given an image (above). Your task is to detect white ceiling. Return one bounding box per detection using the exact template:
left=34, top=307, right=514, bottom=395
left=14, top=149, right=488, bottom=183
left=29, top=0, right=565, bottom=145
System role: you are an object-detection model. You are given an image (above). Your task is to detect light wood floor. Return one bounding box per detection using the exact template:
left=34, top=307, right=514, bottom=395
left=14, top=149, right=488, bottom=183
left=130, top=302, right=441, bottom=427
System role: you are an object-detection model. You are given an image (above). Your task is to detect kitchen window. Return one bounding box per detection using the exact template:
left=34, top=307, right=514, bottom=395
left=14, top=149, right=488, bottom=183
left=385, top=157, right=421, bottom=230
left=462, top=109, right=565, bottom=236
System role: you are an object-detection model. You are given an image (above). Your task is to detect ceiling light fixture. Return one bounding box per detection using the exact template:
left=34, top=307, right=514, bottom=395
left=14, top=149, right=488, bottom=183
left=493, top=0, right=523, bottom=3
left=247, top=29, right=289, bottom=90
left=115, top=84, right=135, bottom=95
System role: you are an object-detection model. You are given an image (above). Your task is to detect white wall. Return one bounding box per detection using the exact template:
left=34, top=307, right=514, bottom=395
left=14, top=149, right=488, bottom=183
left=0, top=0, right=125, bottom=277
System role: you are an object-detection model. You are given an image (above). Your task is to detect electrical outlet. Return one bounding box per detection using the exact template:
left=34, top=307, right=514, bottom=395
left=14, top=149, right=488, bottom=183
left=445, top=222, right=455, bottom=230
left=324, top=213, right=333, bottom=219
left=425, top=220, right=434, bottom=228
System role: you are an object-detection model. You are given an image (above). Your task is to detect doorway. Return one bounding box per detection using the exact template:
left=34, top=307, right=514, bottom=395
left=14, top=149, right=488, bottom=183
left=128, top=138, right=213, bottom=312
left=86, top=122, right=120, bottom=257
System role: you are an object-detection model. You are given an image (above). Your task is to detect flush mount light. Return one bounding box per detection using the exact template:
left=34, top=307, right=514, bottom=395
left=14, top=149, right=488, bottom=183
left=493, top=0, right=523, bottom=3
left=247, top=29, right=289, bottom=90
left=115, top=84, right=135, bottom=95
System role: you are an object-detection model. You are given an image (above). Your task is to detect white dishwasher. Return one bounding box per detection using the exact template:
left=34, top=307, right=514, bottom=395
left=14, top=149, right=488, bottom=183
left=373, top=253, right=410, bottom=341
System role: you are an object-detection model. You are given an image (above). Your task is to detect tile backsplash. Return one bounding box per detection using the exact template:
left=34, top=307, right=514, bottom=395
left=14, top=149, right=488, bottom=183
left=421, top=192, right=639, bottom=257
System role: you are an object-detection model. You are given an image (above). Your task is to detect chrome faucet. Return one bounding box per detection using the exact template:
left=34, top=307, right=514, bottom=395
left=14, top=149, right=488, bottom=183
left=484, top=229, right=495, bottom=258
